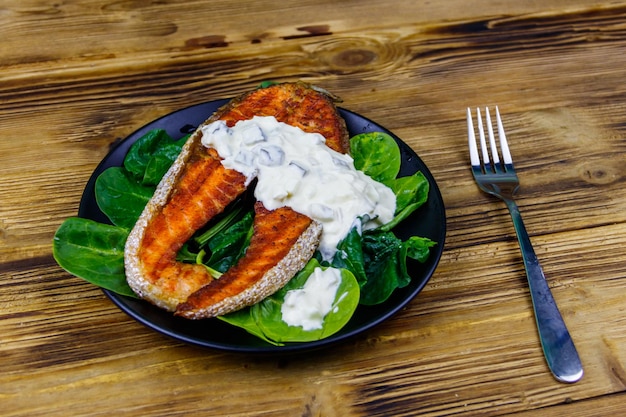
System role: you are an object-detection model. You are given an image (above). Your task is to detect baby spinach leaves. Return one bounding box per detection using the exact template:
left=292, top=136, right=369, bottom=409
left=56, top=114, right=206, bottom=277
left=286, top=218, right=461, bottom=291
left=350, top=131, right=431, bottom=231
left=53, top=126, right=436, bottom=344
left=203, top=209, right=254, bottom=273
left=94, top=129, right=189, bottom=229
left=381, top=172, right=430, bottom=231
left=342, top=132, right=437, bottom=305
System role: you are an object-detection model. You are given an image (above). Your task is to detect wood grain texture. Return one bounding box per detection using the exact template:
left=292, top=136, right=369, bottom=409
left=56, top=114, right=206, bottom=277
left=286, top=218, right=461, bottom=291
left=1, top=0, right=626, bottom=415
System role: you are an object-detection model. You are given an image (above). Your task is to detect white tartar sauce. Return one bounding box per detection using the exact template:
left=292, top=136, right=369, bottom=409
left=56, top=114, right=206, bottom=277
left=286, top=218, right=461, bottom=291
left=200, top=116, right=396, bottom=260
left=280, top=267, right=344, bottom=330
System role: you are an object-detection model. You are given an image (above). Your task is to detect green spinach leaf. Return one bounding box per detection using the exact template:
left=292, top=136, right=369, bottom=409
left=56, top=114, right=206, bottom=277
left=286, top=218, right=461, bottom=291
left=95, top=167, right=154, bottom=229
left=358, top=231, right=405, bottom=305
left=52, top=217, right=135, bottom=297
left=252, top=259, right=360, bottom=343
left=330, top=225, right=367, bottom=285
left=350, top=132, right=401, bottom=183
left=334, top=228, right=436, bottom=306
left=142, top=135, right=188, bottom=186
left=217, top=307, right=279, bottom=345
left=124, top=129, right=172, bottom=181
left=398, top=236, right=437, bottom=281
left=206, top=211, right=254, bottom=273
left=388, top=172, right=429, bottom=214
left=380, top=171, right=430, bottom=231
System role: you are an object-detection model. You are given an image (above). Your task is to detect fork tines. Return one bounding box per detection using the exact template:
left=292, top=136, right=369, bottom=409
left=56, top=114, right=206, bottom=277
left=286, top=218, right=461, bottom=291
left=467, top=107, right=513, bottom=174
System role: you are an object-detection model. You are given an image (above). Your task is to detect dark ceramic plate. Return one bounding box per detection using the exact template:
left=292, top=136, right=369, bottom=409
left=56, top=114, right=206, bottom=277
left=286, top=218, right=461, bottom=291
left=79, top=99, right=446, bottom=353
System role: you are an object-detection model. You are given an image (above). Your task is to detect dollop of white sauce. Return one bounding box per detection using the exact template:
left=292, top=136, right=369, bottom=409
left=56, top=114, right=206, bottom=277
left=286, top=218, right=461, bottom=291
left=280, top=267, right=343, bottom=330
left=200, top=116, right=396, bottom=260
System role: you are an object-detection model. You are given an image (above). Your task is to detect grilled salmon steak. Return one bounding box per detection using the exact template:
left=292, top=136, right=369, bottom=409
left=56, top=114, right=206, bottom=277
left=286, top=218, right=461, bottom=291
left=124, top=82, right=349, bottom=318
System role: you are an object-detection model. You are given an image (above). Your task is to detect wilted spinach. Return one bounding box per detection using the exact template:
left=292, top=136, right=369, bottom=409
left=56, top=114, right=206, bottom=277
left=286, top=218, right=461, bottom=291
left=330, top=224, right=436, bottom=306
left=205, top=210, right=254, bottom=273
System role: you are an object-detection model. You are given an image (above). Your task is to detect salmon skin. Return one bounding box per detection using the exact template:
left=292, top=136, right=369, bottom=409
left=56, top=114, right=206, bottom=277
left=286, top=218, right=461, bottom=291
left=124, top=82, right=349, bottom=318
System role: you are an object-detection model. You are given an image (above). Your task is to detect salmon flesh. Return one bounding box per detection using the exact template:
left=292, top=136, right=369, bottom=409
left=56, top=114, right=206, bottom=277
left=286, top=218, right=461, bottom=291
left=124, top=82, right=349, bottom=318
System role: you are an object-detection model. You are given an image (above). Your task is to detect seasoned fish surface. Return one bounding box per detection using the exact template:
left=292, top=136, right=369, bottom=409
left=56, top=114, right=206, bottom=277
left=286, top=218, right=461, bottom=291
left=176, top=203, right=322, bottom=318
left=124, top=82, right=349, bottom=317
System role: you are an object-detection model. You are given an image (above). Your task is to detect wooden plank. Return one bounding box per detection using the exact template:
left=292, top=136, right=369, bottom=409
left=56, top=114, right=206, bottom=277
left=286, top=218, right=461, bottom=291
left=2, top=223, right=625, bottom=415
left=1, top=1, right=612, bottom=71
left=3, top=8, right=626, bottom=259
left=2, top=1, right=626, bottom=416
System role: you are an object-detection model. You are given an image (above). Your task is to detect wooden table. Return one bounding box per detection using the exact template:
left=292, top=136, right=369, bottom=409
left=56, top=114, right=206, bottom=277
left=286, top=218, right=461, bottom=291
left=2, top=1, right=625, bottom=415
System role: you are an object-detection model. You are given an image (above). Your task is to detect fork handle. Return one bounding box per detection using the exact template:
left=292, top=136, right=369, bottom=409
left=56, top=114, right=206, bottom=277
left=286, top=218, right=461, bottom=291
left=504, top=199, right=584, bottom=383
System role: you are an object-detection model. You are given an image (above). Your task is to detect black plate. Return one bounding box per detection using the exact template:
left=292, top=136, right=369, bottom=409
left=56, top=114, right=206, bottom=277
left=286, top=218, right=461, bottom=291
left=79, top=100, right=446, bottom=353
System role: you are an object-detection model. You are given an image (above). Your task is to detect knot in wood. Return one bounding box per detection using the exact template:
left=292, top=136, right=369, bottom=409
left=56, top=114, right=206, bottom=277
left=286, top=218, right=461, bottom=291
left=580, top=162, right=620, bottom=185
left=331, top=49, right=378, bottom=68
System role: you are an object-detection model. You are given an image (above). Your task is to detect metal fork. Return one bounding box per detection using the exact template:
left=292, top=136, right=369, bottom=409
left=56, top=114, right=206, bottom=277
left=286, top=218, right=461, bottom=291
left=467, top=107, right=583, bottom=383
